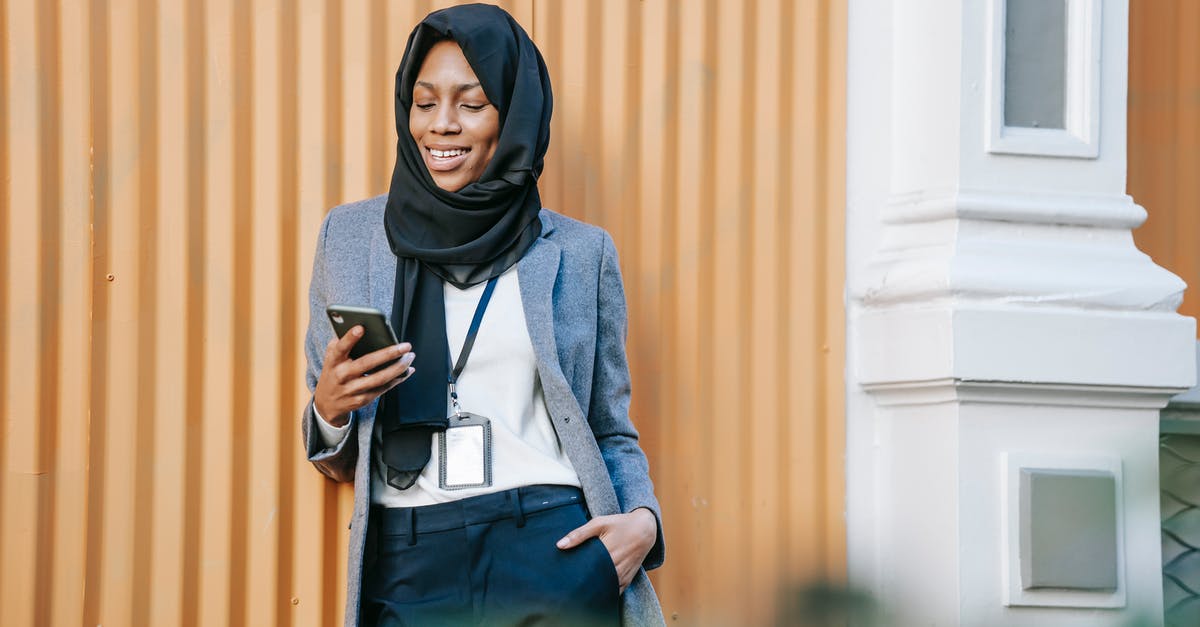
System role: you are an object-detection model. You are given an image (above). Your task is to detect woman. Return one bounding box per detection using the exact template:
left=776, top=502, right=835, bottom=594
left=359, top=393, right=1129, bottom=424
left=301, top=4, right=665, bottom=626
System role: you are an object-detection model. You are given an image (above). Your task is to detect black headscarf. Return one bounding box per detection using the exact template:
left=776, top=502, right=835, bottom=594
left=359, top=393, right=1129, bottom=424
left=379, top=4, right=553, bottom=490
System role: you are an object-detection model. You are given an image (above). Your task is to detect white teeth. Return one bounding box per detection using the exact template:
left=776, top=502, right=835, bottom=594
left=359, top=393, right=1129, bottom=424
left=430, top=148, right=468, bottom=158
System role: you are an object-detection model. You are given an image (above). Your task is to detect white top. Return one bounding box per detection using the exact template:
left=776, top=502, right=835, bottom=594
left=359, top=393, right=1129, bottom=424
left=316, top=266, right=580, bottom=506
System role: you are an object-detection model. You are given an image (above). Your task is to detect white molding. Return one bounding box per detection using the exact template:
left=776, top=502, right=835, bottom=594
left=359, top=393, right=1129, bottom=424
left=1161, top=343, right=1200, bottom=432
left=985, top=0, right=1102, bottom=158
left=1000, top=452, right=1126, bottom=608
left=864, top=379, right=1184, bottom=409
left=1165, top=341, right=1200, bottom=405
left=856, top=190, right=1186, bottom=312
left=857, top=305, right=1196, bottom=391
left=883, top=189, right=1146, bottom=229
left=858, top=225, right=1187, bottom=311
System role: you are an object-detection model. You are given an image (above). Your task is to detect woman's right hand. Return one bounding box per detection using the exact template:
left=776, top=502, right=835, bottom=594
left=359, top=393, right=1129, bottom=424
left=313, top=326, right=416, bottom=427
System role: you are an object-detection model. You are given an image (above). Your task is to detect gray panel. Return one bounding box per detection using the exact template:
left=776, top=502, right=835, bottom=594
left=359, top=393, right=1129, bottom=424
left=1004, top=0, right=1067, bottom=129
left=1019, top=468, right=1118, bottom=590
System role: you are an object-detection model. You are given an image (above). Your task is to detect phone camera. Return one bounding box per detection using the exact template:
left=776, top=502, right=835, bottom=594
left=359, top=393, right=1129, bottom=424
left=331, top=313, right=344, bottom=324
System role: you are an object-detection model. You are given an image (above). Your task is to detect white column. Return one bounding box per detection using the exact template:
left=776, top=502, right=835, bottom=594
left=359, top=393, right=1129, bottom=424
left=847, top=0, right=1195, bottom=624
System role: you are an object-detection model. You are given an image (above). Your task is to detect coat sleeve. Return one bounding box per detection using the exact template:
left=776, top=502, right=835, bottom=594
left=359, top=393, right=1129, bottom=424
left=300, top=210, right=358, bottom=483
left=588, top=232, right=666, bottom=571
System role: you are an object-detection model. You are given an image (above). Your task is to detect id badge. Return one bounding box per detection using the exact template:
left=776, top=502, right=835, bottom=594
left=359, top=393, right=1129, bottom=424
left=438, top=412, right=493, bottom=490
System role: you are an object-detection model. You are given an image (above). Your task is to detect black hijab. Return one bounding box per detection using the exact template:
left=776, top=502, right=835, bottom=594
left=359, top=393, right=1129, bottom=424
left=379, top=4, right=553, bottom=490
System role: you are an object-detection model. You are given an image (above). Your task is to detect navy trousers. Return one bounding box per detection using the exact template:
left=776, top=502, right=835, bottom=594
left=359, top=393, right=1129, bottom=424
left=360, top=485, right=621, bottom=627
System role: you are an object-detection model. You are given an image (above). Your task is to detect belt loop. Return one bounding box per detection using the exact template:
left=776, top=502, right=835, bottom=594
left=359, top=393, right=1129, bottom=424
left=406, top=508, right=417, bottom=546
left=509, top=489, right=526, bottom=528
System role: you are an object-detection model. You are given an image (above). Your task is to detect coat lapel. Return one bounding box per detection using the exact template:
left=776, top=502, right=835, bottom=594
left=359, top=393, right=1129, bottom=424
left=517, top=223, right=562, bottom=379
left=517, top=214, right=585, bottom=419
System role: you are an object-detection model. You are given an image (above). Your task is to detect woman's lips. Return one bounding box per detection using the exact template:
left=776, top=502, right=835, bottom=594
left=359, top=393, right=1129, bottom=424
left=425, top=146, right=471, bottom=172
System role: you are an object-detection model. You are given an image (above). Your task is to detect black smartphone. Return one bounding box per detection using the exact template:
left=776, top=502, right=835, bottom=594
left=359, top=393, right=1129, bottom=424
left=326, top=305, right=402, bottom=372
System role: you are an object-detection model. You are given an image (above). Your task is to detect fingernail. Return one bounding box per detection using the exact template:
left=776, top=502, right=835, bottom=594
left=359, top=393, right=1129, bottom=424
left=394, top=344, right=405, bottom=354
left=556, top=537, right=569, bottom=548
left=352, top=326, right=363, bottom=336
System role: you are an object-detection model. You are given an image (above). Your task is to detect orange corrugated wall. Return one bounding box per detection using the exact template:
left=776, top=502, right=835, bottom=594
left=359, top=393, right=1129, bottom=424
left=0, top=1, right=845, bottom=625
left=1130, top=0, right=1200, bottom=327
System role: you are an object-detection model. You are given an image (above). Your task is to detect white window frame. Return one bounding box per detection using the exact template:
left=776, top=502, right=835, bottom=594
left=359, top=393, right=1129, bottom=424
left=985, top=0, right=1102, bottom=158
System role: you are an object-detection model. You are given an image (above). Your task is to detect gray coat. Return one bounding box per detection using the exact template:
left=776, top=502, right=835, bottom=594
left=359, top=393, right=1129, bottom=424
left=301, top=195, right=666, bottom=627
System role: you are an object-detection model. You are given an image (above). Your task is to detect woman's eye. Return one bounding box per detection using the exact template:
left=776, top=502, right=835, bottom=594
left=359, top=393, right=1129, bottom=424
left=462, top=103, right=489, bottom=112
left=414, top=103, right=435, bottom=111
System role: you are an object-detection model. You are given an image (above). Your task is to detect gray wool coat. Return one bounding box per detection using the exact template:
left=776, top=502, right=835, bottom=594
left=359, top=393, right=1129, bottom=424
left=301, top=195, right=666, bottom=627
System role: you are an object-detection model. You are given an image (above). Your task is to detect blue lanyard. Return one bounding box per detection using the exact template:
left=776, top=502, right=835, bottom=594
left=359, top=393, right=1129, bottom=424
left=448, top=276, right=499, bottom=414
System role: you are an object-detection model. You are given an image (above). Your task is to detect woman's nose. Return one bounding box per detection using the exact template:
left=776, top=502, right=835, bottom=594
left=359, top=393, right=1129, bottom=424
left=432, top=105, right=461, bottom=134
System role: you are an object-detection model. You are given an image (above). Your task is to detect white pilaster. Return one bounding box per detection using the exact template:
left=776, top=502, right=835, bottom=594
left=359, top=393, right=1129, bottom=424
left=847, top=0, right=1194, bottom=624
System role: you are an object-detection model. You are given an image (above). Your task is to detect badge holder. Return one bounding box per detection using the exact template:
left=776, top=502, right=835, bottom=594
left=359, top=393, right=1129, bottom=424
left=438, top=386, right=493, bottom=490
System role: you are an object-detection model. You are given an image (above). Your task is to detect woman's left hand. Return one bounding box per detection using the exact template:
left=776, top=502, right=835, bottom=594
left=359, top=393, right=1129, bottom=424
left=556, top=508, right=657, bottom=593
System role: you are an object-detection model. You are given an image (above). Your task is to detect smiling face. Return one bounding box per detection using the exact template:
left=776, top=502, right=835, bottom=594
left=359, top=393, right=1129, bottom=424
left=409, top=40, right=501, bottom=193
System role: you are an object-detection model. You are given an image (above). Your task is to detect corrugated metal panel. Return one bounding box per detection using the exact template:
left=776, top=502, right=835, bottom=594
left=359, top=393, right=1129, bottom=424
left=0, top=0, right=844, bottom=625
left=1130, top=0, right=1200, bottom=326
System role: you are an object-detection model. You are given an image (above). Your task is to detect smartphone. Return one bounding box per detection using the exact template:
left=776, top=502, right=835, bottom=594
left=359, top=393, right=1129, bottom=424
left=326, top=304, right=402, bottom=373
